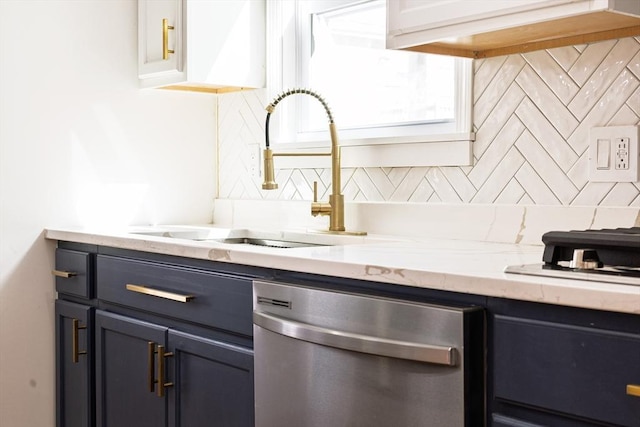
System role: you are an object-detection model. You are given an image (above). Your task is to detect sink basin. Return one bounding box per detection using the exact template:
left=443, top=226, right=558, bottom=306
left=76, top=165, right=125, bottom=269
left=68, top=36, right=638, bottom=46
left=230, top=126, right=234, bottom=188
left=214, top=237, right=325, bottom=249
left=129, top=227, right=346, bottom=248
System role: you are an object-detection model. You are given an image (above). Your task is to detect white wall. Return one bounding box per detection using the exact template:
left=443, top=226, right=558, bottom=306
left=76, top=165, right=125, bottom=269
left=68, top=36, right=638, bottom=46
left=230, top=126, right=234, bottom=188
left=0, top=1, right=217, bottom=425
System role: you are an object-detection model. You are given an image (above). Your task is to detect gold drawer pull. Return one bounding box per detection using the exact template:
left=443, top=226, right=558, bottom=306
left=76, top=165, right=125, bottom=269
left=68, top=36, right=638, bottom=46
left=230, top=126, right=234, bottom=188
left=147, top=342, right=156, bottom=393
left=156, top=345, right=174, bottom=397
left=53, top=270, right=77, bottom=278
left=71, top=319, right=87, bottom=363
left=628, top=384, right=640, bottom=397
left=162, top=18, right=175, bottom=60
left=126, top=284, right=194, bottom=303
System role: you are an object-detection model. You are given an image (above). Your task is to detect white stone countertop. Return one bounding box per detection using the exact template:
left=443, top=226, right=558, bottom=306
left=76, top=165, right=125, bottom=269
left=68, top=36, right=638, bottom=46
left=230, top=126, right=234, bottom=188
left=45, top=225, right=640, bottom=315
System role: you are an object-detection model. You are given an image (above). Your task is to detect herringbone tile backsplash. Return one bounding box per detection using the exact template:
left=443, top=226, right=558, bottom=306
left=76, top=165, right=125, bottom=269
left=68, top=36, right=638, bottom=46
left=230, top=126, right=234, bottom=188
left=218, top=37, right=640, bottom=207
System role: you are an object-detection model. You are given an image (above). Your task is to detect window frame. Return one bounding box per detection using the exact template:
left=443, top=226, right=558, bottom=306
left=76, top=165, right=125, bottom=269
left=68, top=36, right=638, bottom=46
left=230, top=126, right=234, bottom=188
left=265, top=0, right=475, bottom=168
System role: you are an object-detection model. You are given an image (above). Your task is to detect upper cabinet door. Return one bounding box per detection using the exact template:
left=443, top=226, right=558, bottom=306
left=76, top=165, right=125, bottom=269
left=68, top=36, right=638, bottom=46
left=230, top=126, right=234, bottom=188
left=138, top=0, right=183, bottom=80
left=386, top=0, right=640, bottom=58
left=387, top=0, right=574, bottom=37
left=138, top=0, right=265, bottom=92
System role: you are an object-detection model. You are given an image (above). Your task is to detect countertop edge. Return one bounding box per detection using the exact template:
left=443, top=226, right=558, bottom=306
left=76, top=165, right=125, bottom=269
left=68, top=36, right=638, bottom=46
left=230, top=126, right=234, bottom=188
left=45, top=228, right=640, bottom=315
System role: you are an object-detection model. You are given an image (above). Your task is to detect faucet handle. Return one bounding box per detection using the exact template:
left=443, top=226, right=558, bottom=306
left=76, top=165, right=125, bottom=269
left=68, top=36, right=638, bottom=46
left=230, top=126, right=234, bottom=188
left=313, top=181, right=318, bottom=203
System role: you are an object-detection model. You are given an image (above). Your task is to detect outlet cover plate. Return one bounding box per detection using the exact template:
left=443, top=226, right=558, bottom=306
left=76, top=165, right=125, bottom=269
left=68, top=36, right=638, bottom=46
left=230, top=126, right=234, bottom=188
left=588, top=125, right=639, bottom=182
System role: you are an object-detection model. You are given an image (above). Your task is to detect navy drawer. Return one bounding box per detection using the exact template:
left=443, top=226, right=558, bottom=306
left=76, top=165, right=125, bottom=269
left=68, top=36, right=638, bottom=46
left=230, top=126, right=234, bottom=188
left=494, top=315, right=640, bottom=427
left=54, top=249, right=93, bottom=299
left=96, top=255, right=252, bottom=337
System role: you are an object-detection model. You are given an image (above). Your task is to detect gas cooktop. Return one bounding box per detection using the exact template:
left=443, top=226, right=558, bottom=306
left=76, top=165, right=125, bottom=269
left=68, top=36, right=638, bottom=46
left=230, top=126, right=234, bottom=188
left=506, top=227, right=640, bottom=286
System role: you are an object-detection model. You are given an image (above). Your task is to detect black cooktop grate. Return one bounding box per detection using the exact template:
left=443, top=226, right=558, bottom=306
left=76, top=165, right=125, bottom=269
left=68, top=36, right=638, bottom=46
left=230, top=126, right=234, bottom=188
left=542, top=227, right=640, bottom=268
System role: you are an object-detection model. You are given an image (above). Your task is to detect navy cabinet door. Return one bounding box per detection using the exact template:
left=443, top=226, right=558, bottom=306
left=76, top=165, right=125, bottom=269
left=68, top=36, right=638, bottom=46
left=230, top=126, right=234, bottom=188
left=95, top=311, right=168, bottom=427
left=56, top=300, right=93, bottom=427
left=167, top=329, right=254, bottom=427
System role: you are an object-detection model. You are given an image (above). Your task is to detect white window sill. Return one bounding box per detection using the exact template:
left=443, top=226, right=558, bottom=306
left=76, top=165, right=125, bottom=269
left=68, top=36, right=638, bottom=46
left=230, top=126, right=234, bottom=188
left=271, top=132, right=475, bottom=168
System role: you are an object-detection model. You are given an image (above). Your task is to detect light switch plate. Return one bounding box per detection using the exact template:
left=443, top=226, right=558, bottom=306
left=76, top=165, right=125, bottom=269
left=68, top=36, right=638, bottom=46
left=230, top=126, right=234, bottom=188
left=588, top=126, right=639, bottom=182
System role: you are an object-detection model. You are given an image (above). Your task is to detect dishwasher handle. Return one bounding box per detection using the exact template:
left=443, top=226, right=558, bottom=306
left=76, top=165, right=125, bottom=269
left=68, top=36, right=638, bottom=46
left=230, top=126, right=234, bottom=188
left=253, top=311, right=458, bottom=366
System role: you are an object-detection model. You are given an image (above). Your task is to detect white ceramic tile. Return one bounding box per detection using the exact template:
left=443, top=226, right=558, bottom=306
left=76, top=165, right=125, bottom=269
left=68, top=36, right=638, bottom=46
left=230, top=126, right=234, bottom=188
left=629, top=50, right=640, bottom=81
left=515, top=163, right=561, bottom=205
left=514, top=131, right=578, bottom=204
left=386, top=167, right=410, bottom=187
left=473, top=55, right=508, bottom=103
left=567, top=69, right=640, bottom=154
left=441, top=167, right=477, bottom=202
left=495, top=179, right=525, bottom=204
left=217, top=37, right=640, bottom=210
left=427, top=193, right=442, bottom=203
left=426, top=168, right=462, bottom=203
left=363, top=167, right=396, bottom=200
left=514, top=97, right=578, bottom=170
left=568, top=39, right=617, bottom=86
left=547, top=45, right=580, bottom=72
left=609, top=104, right=640, bottom=126
left=569, top=38, right=640, bottom=121
left=522, top=49, right=579, bottom=105
left=469, top=115, right=525, bottom=188
left=352, top=168, right=384, bottom=201
left=471, top=147, right=524, bottom=203
left=390, top=167, right=429, bottom=201
left=567, top=152, right=589, bottom=190
left=474, top=55, right=526, bottom=127
left=570, top=182, right=615, bottom=206
left=473, top=83, right=525, bottom=158
left=408, top=178, right=434, bottom=202
left=600, top=183, right=640, bottom=206
left=515, top=67, right=579, bottom=139
left=518, top=194, right=534, bottom=205
left=627, top=86, right=640, bottom=119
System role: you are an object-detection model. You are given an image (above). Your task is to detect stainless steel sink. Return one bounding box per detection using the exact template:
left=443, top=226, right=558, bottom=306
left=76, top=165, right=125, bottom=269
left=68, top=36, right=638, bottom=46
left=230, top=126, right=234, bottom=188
left=214, top=237, right=326, bottom=248
left=129, top=227, right=338, bottom=248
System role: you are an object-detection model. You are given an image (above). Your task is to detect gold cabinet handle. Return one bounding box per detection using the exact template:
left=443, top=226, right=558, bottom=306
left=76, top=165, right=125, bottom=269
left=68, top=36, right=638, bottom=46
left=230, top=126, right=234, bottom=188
left=162, top=18, right=175, bottom=60
left=156, top=345, right=174, bottom=397
left=53, top=270, right=77, bottom=278
left=147, top=342, right=156, bottom=393
left=126, top=284, right=194, bottom=303
left=71, top=319, right=87, bottom=363
left=628, top=384, right=640, bottom=397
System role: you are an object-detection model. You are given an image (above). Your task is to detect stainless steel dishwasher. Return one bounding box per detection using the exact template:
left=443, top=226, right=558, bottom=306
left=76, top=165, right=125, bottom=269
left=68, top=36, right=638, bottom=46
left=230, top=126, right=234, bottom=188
left=253, top=280, right=485, bottom=427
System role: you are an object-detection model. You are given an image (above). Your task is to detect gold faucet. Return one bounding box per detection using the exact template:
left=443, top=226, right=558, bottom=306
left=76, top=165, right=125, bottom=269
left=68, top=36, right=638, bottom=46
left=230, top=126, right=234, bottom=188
left=262, top=88, right=365, bottom=235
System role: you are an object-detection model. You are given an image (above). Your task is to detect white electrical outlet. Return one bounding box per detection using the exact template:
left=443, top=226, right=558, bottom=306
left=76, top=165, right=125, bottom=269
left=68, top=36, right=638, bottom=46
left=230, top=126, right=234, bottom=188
left=615, top=137, right=629, bottom=170
left=588, top=126, right=639, bottom=182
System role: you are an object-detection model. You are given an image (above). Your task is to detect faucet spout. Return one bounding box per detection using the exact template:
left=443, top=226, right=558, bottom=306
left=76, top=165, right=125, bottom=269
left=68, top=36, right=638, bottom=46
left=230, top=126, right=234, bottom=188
left=262, top=89, right=364, bottom=235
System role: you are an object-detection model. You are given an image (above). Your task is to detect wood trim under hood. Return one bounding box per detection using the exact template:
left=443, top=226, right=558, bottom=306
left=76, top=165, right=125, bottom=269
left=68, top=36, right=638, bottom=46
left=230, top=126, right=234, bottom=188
left=399, top=11, right=640, bottom=59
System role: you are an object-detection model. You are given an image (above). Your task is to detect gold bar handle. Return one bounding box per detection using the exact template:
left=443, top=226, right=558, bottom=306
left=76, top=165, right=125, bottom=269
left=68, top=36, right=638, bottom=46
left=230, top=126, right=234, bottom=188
left=53, top=270, right=77, bottom=278
left=157, top=345, right=174, bottom=397
left=162, top=18, right=175, bottom=60
left=147, top=342, right=156, bottom=393
left=627, top=384, right=640, bottom=397
left=71, top=319, right=87, bottom=363
left=126, top=284, right=194, bottom=303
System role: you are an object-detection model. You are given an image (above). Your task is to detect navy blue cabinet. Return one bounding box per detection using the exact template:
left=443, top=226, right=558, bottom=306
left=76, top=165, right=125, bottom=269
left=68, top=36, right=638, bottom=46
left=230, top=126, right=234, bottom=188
left=95, top=311, right=166, bottom=427
left=489, top=298, right=640, bottom=427
left=55, top=245, right=256, bottom=427
left=168, top=330, right=254, bottom=427
left=94, top=311, right=254, bottom=427
left=55, top=300, right=93, bottom=427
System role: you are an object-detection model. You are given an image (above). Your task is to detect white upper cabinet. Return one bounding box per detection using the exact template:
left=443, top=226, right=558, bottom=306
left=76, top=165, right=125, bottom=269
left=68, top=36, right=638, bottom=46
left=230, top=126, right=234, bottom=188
left=387, top=0, right=640, bottom=58
left=138, top=0, right=265, bottom=92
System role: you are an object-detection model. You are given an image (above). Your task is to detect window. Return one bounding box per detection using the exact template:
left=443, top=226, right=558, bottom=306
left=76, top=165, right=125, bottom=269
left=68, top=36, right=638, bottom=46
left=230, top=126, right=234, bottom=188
left=267, top=0, right=474, bottom=167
